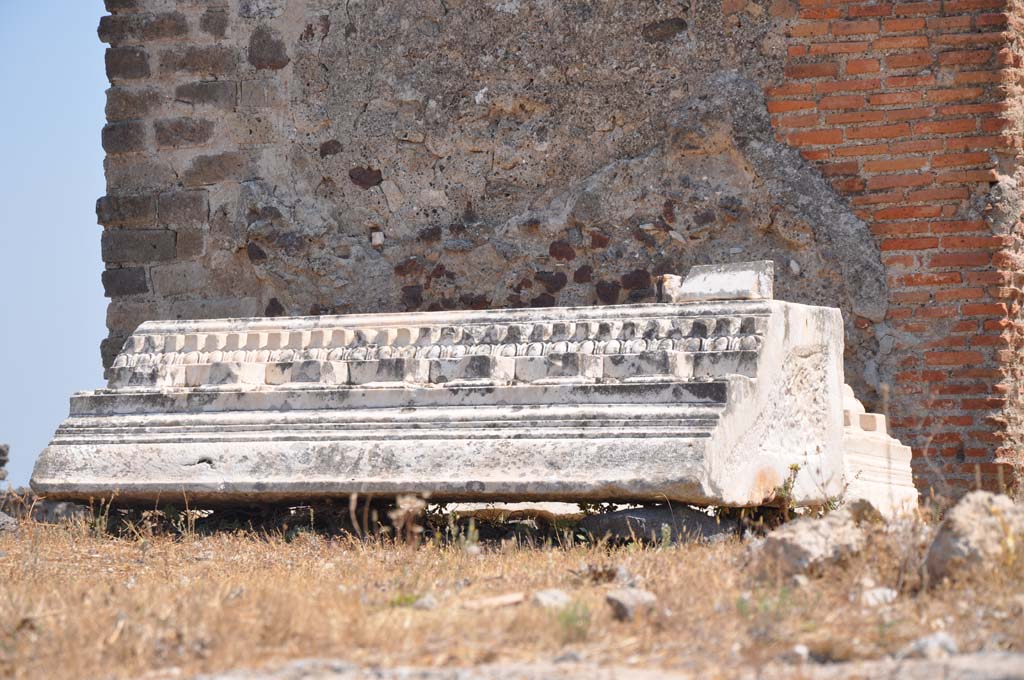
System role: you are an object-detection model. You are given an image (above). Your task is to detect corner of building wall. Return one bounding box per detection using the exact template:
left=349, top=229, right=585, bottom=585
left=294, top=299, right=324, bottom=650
left=770, top=0, right=1022, bottom=496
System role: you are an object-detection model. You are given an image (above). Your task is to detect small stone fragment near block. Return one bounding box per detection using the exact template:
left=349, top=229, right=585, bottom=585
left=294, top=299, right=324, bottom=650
left=658, top=260, right=774, bottom=303
left=36, top=262, right=875, bottom=509
left=923, top=491, right=1024, bottom=584
left=747, top=500, right=881, bottom=579
left=606, top=588, right=657, bottom=621
left=0, top=443, right=8, bottom=481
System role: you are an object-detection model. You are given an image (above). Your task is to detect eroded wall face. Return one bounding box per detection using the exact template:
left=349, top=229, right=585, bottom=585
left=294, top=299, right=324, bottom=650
left=99, top=0, right=1021, bottom=494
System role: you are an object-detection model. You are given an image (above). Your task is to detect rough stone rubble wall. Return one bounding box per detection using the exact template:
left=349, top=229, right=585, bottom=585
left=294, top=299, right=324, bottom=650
left=97, top=0, right=1021, bottom=495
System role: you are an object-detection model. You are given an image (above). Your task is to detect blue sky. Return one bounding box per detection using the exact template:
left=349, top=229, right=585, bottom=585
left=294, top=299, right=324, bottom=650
left=0, top=1, right=108, bottom=486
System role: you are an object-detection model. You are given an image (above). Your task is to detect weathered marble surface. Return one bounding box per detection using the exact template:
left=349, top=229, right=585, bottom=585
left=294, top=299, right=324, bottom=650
left=842, top=385, right=919, bottom=518
left=33, top=263, right=848, bottom=507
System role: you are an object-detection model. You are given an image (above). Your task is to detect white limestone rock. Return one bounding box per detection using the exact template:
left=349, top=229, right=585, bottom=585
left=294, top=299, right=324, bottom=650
left=532, top=589, right=572, bottom=610
left=749, top=500, right=881, bottom=578
left=898, top=632, right=959, bottom=661
left=658, top=260, right=774, bottom=303
left=0, top=511, right=17, bottom=534
left=605, top=588, right=657, bottom=621
left=924, top=491, right=1024, bottom=584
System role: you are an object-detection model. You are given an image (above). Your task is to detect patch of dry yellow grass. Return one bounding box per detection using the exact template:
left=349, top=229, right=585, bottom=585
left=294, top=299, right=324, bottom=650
left=0, top=512, right=1021, bottom=679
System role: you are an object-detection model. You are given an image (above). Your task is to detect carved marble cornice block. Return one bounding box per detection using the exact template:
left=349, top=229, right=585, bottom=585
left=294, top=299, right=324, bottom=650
left=33, top=262, right=852, bottom=507
left=842, top=385, right=920, bottom=518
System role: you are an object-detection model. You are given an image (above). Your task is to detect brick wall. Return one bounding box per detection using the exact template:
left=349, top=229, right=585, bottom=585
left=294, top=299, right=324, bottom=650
left=767, top=0, right=1023, bottom=493
left=96, top=0, right=1022, bottom=497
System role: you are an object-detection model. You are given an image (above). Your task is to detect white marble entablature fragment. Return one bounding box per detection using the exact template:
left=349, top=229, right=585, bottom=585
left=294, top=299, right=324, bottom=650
left=32, top=261, right=913, bottom=511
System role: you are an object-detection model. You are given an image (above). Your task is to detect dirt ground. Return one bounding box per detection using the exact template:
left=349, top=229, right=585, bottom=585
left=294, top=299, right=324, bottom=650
left=0, top=501, right=1022, bottom=679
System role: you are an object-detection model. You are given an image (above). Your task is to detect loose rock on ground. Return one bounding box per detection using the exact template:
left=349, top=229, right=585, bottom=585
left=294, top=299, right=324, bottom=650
left=924, top=491, right=1023, bottom=584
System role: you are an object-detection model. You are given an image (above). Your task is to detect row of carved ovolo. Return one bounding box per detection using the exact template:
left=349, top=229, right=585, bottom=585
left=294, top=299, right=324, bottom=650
left=113, top=316, right=769, bottom=363
left=112, top=334, right=766, bottom=369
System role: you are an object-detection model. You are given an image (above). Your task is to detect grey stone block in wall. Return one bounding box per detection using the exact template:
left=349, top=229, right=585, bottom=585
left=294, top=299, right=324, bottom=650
left=101, top=229, right=177, bottom=263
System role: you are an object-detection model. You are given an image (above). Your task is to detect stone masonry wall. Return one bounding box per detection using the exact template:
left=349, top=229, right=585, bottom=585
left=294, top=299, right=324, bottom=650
left=97, top=0, right=1022, bottom=496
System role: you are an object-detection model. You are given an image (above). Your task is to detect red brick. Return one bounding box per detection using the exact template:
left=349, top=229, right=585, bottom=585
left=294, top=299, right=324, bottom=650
left=832, top=177, right=866, bottom=192
left=817, top=78, right=882, bottom=93
left=935, top=287, right=985, bottom=301
left=871, top=222, right=931, bottom=237
left=887, top=75, right=936, bottom=88
left=976, top=13, right=1009, bottom=27
left=855, top=193, right=905, bottom=208
left=821, top=160, right=859, bottom=176
left=942, top=104, right=1005, bottom=116
left=890, top=139, right=944, bottom=153
left=907, top=186, right=970, bottom=201
left=926, top=351, right=985, bottom=366
left=914, top=305, right=959, bottom=318
left=774, top=113, right=819, bottom=128
left=938, top=50, right=994, bottom=66
left=786, top=62, right=840, bottom=79
left=802, top=8, right=844, bottom=19
left=935, top=169, right=998, bottom=183
left=867, top=172, right=933, bottom=189
left=913, top=118, right=978, bottom=135
left=927, top=16, right=973, bottom=31
left=873, top=36, right=928, bottom=49
left=887, top=107, right=935, bottom=121
left=810, top=41, right=870, bottom=55
left=834, top=143, right=889, bottom=157
left=851, top=3, right=895, bottom=16
left=887, top=52, right=934, bottom=69
left=936, top=32, right=1009, bottom=46
left=931, top=152, right=991, bottom=168
left=971, top=334, right=1011, bottom=346
left=869, top=92, right=922, bottom=107
left=788, top=129, right=845, bottom=145
left=893, top=2, right=943, bottom=15
left=980, top=117, right=1011, bottom=132
left=925, top=87, right=985, bottom=103
left=766, top=99, right=816, bottom=113
left=880, top=236, right=940, bottom=250
left=943, top=235, right=1007, bottom=249
left=883, top=254, right=918, bottom=268
left=945, top=135, right=1003, bottom=150
left=789, top=21, right=830, bottom=37
left=962, top=398, right=1006, bottom=410
left=882, top=17, right=925, bottom=32
left=874, top=205, right=941, bottom=219
left=863, top=157, right=927, bottom=172
left=963, top=303, right=1009, bottom=316
left=847, top=123, right=911, bottom=139
left=946, top=0, right=1009, bottom=12
left=955, top=70, right=1006, bottom=84
left=766, top=83, right=814, bottom=97
left=930, top=252, right=992, bottom=267
left=896, top=272, right=963, bottom=287
left=832, top=19, right=881, bottom=35
left=931, top=220, right=987, bottom=233
left=826, top=110, right=887, bottom=124
left=820, top=95, right=865, bottom=109
left=847, top=58, right=881, bottom=74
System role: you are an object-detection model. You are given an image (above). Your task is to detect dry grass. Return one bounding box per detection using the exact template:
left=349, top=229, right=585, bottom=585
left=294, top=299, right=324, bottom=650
left=1, top=506, right=1022, bottom=680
